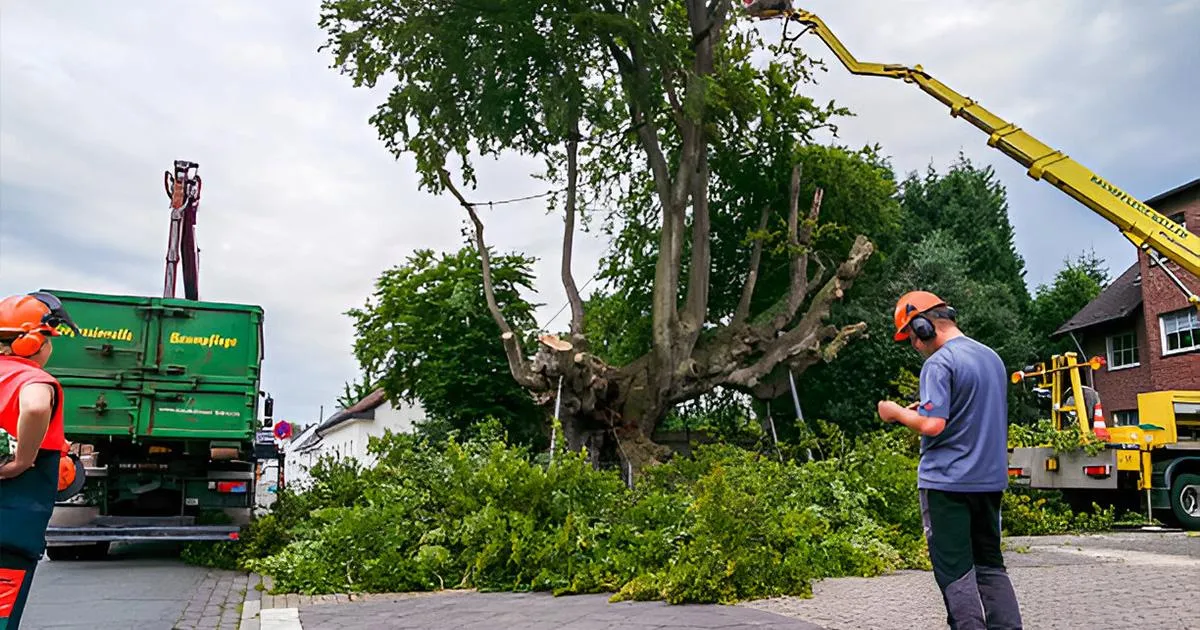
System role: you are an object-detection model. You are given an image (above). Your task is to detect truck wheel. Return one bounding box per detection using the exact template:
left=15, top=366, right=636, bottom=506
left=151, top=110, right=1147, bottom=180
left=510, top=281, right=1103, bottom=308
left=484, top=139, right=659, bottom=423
left=46, top=546, right=81, bottom=562
left=45, top=542, right=109, bottom=562
left=1169, top=473, right=1200, bottom=531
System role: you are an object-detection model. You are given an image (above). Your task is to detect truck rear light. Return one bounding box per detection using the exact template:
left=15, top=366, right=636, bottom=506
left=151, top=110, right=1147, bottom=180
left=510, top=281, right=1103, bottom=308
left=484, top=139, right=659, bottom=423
left=228, top=532, right=240, bottom=540
left=1007, top=467, right=1025, bottom=477
left=1083, top=465, right=1111, bottom=478
left=216, top=481, right=248, bottom=493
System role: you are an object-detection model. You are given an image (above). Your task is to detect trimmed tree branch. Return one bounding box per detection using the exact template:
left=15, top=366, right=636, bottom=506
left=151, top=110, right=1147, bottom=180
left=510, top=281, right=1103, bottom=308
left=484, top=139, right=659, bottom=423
left=733, top=205, right=771, bottom=326
left=438, top=168, right=541, bottom=389
left=727, top=235, right=874, bottom=388
left=770, top=165, right=823, bottom=332
left=561, top=118, right=586, bottom=337
left=680, top=138, right=711, bottom=339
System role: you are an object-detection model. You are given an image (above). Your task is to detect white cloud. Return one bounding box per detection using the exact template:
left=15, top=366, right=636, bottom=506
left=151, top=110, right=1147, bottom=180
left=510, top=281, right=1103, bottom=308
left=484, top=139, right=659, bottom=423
left=2, top=1, right=1196, bottom=424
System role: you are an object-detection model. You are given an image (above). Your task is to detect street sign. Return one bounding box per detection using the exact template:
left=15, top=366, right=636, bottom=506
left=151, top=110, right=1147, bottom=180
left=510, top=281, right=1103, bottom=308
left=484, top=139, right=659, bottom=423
left=273, top=420, right=293, bottom=440
left=255, top=429, right=274, bottom=444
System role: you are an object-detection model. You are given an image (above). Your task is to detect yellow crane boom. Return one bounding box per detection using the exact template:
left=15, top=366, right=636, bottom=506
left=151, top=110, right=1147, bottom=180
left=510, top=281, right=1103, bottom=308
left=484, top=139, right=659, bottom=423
left=752, top=6, right=1200, bottom=304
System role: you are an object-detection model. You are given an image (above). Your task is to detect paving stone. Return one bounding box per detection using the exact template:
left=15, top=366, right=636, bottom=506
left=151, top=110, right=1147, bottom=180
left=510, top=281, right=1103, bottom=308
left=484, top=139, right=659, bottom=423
left=743, top=532, right=1200, bottom=630
left=300, top=592, right=822, bottom=629
left=295, top=533, right=1199, bottom=630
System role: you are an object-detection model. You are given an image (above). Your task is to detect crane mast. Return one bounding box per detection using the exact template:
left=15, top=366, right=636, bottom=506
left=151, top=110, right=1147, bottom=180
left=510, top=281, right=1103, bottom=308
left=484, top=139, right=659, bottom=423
left=163, top=160, right=202, bottom=301
left=744, top=4, right=1199, bottom=305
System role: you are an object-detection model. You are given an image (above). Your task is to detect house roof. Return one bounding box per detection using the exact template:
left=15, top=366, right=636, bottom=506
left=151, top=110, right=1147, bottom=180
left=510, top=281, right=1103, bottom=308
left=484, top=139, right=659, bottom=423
left=1145, top=177, right=1200, bottom=207
left=1054, top=262, right=1143, bottom=337
left=289, top=423, right=323, bottom=453
left=314, top=388, right=388, bottom=436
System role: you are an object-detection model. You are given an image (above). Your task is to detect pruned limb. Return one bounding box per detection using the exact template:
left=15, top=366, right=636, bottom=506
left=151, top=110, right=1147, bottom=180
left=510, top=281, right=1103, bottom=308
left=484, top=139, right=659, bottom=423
left=733, top=205, right=770, bottom=327
left=561, top=117, right=586, bottom=338
left=745, top=322, right=869, bottom=399
left=680, top=139, right=711, bottom=340
left=770, top=165, right=823, bottom=332
left=604, top=34, right=681, bottom=370
left=727, top=235, right=874, bottom=388
left=439, top=168, right=540, bottom=389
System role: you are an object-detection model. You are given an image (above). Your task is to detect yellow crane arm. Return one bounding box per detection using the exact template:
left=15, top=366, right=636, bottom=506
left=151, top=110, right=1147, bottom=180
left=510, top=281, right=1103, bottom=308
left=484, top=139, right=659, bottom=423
left=781, top=9, right=1200, bottom=304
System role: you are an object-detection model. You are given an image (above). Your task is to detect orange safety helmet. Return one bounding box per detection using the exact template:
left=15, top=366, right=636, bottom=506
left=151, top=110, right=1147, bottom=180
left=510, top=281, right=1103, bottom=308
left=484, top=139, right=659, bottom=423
left=893, top=290, right=947, bottom=342
left=0, top=292, right=80, bottom=357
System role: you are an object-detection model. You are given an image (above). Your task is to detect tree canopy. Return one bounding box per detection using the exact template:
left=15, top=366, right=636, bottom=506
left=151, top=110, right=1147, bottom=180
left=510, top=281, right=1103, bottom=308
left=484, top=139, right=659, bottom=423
left=345, top=246, right=546, bottom=449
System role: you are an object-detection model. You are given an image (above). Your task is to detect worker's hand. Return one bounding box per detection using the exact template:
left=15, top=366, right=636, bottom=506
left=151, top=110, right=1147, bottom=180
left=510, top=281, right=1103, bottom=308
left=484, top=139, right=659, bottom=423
left=877, top=400, right=905, bottom=423
left=0, top=459, right=30, bottom=480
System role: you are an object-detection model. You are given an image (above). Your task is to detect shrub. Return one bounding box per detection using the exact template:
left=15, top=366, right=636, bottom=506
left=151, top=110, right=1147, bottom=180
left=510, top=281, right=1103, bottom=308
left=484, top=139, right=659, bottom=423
left=184, top=421, right=1113, bottom=603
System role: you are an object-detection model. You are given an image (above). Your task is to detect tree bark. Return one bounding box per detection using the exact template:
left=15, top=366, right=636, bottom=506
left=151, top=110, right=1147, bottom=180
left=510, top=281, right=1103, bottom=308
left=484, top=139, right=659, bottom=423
left=561, top=118, right=586, bottom=340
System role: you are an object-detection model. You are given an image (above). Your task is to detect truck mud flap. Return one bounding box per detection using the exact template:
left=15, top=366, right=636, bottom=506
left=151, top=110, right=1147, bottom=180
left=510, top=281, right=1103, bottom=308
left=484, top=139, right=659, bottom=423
left=44, top=516, right=240, bottom=543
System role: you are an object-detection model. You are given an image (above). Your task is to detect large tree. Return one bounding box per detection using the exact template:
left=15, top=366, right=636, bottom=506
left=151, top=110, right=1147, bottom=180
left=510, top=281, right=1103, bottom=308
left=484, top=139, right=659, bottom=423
left=345, top=247, right=546, bottom=449
left=1030, top=251, right=1109, bottom=357
left=318, top=1, right=876, bottom=473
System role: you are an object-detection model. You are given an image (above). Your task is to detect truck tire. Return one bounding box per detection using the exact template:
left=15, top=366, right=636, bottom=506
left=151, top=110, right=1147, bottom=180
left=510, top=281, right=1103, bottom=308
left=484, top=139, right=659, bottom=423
left=1168, top=473, right=1200, bottom=531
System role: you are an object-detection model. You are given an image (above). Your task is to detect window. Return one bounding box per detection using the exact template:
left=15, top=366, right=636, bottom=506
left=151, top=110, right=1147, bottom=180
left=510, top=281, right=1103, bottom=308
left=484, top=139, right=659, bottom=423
left=1111, top=410, right=1139, bottom=427
left=1160, top=308, right=1200, bottom=354
left=1106, top=331, right=1139, bottom=369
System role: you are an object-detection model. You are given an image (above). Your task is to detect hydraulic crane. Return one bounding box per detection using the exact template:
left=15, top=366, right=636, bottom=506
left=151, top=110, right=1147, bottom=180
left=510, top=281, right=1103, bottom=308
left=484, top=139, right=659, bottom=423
left=742, top=2, right=1200, bottom=306
left=163, top=159, right=202, bottom=301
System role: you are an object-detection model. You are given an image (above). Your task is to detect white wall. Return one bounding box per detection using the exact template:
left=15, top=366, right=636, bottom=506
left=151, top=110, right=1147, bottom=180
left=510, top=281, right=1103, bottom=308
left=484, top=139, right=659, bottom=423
left=281, top=396, right=423, bottom=492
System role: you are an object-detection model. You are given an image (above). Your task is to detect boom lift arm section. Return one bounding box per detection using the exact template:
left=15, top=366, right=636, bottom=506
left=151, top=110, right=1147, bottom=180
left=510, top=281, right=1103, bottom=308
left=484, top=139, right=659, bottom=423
left=163, top=160, right=202, bottom=301
left=745, top=5, right=1200, bottom=305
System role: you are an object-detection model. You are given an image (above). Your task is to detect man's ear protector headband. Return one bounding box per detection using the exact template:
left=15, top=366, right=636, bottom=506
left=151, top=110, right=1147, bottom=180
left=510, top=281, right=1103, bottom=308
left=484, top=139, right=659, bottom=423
left=908, top=305, right=957, bottom=342
left=7, top=292, right=82, bottom=357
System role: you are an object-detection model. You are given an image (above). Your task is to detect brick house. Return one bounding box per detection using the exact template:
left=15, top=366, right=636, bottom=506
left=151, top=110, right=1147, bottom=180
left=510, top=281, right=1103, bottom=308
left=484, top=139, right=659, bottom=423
left=1053, top=177, right=1200, bottom=427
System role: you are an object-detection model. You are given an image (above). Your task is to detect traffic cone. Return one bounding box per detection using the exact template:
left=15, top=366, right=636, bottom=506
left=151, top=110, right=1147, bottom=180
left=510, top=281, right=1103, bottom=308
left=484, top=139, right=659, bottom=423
left=1092, top=402, right=1111, bottom=441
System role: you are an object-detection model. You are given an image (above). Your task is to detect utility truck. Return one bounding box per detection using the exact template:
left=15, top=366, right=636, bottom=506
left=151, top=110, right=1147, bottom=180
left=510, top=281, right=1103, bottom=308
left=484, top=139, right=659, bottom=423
left=43, top=161, right=272, bottom=560
left=1009, top=353, right=1200, bottom=530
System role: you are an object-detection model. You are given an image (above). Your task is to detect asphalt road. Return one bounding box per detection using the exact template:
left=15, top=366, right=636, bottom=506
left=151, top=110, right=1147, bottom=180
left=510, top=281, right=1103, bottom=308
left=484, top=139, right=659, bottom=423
left=19, top=543, right=247, bottom=630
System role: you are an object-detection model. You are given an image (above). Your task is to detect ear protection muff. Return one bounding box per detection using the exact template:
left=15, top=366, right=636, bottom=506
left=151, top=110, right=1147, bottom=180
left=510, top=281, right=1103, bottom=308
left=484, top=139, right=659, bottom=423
left=10, top=323, right=49, bottom=357
left=909, top=315, right=937, bottom=341
left=908, top=306, right=957, bottom=342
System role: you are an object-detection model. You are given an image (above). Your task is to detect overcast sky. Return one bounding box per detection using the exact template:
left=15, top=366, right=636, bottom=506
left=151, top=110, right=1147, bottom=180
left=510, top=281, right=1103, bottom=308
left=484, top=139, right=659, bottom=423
left=2, top=1, right=1197, bottom=426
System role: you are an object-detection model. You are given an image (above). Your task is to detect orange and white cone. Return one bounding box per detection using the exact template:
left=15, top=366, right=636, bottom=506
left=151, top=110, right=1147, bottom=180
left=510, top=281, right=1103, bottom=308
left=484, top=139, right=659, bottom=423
left=1092, top=402, right=1111, bottom=441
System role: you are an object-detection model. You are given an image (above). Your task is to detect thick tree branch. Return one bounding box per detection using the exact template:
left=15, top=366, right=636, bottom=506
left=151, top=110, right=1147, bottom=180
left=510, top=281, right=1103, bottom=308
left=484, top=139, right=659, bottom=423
left=733, top=205, right=771, bottom=326
left=438, top=168, right=540, bottom=389
left=727, top=235, right=874, bottom=388
left=561, top=118, right=586, bottom=337
left=603, top=34, right=680, bottom=375
left=681, top=143, right=711, bottom=338
left=770, top=166, right=823, bottom=332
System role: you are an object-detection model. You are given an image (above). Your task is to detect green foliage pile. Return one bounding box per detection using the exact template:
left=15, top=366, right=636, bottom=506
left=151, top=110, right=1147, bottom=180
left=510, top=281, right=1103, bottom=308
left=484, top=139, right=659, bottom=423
left=185, top=418, right=1119, bottom=602
left=1007, top=419, right=1107, bottom=457
left=207, top=425, right=928, bottom=603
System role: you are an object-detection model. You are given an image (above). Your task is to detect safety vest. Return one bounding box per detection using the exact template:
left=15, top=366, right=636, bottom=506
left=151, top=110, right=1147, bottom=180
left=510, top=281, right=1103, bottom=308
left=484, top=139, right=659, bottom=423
left=0, top=356, right=65, bottom=452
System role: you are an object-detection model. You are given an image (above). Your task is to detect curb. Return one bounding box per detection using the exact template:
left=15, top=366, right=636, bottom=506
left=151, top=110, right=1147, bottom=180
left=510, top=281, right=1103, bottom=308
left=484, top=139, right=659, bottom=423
left=239, top=573, right=264, bottom=630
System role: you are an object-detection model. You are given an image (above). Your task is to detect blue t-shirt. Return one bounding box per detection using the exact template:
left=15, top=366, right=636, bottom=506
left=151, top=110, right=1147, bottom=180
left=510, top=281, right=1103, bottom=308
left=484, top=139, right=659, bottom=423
left=916, top=335, right=1011, bottom=492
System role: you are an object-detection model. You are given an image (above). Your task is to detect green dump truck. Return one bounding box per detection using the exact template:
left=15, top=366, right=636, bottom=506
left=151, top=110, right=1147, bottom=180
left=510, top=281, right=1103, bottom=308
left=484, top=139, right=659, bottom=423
left=41, top=289, right=266, bottom=560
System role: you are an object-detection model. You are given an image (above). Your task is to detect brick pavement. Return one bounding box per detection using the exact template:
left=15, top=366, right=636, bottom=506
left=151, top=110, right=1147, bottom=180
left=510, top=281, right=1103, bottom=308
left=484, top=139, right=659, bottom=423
left=742, top=532, right=1200, bottom=630
left=244, top=532, right=1200, bottom=630
left=22, top=547, right=248, bottom=630
left=173, top=570, right=252, bottom=630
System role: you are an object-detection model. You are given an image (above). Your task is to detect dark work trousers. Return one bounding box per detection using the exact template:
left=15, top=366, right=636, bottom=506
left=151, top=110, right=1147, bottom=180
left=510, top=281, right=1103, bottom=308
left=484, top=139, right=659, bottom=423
left=0, top=450, right=60, bottom=630
left=920, top=488, right=1023, bottom=630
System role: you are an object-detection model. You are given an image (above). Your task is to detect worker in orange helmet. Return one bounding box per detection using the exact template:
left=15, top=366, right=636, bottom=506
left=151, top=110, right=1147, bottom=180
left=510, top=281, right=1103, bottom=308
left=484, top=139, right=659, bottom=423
left=877, top=290, right=1024, bottom=630
left=0, top=291, right=80, bottom=629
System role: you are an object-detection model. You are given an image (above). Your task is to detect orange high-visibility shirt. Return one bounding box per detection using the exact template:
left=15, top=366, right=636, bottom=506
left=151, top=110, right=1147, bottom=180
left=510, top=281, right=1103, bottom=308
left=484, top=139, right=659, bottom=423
left=0, top=356, right=65, bottom=452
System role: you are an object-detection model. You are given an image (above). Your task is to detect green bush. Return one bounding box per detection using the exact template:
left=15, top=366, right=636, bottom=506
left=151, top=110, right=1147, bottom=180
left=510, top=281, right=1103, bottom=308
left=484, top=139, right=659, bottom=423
left=1000, top=487, right=1115, bottom=536
left=184, top=422, right=1114, bottom=604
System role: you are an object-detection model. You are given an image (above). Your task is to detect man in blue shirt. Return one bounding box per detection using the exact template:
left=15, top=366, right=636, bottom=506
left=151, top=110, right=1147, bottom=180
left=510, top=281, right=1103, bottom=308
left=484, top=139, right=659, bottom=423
left=877, top=290, right=1023, bottom=630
